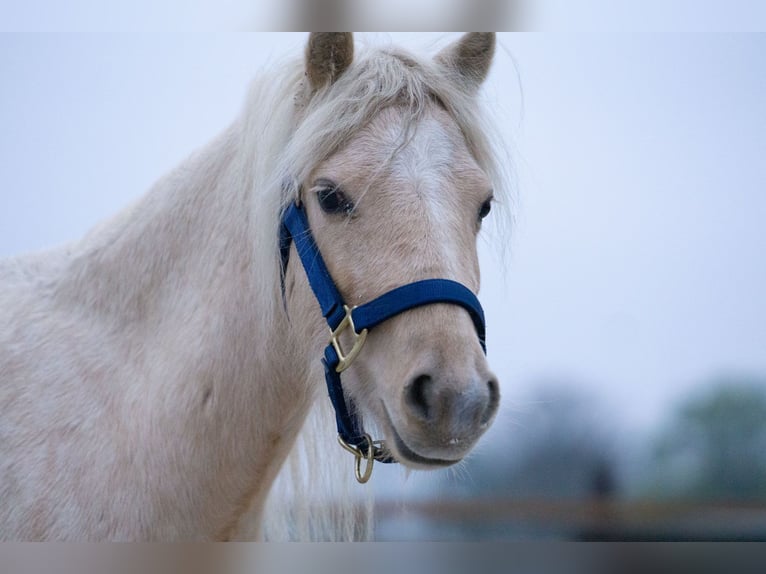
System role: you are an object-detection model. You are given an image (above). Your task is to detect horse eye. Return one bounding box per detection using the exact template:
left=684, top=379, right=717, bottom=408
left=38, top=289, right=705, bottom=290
left=317, top=186, right=354, bottom=215
left=479, top=198, right=493, bottom=220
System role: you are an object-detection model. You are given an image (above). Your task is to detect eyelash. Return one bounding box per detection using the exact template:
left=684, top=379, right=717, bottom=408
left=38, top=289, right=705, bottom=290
left=315, top=186, right=355, bottom=215
left=479, top=197, right=493, bottom=220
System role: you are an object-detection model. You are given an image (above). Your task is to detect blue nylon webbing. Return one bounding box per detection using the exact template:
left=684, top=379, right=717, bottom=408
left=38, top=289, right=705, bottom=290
left=352, top=279, right=486, bottom=353
left=281, top=201, right=347, bottom=329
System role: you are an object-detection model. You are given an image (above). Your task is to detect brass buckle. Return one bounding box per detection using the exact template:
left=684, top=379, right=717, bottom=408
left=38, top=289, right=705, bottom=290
left=329, top=305, right=368, bottom=373
left=337, top=433, right=378, bottom=484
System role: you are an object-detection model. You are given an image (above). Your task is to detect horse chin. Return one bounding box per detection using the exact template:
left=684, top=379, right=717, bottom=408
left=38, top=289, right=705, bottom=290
left=377, top=403, right=468, bottom=470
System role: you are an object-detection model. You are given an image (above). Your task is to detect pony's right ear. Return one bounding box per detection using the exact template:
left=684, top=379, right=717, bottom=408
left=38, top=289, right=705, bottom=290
left=436, top=32, right=496, bottom=94
left=305, top=33, right=354, bottom=92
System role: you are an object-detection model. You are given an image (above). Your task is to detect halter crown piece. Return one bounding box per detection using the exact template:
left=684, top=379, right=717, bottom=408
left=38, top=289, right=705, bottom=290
left=279, top=200, right=487, bottom=483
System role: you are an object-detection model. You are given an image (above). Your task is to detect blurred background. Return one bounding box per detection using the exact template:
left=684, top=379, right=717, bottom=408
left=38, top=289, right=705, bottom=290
left=1, top=29, right=765, bottom=540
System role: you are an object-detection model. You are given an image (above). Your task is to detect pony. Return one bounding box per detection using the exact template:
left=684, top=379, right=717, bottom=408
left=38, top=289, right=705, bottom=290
left=0, top=32, right=506, bottom=541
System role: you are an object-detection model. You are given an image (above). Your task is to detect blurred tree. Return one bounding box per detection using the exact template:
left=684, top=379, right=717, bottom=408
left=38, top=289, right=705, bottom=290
left=494, top=385, right=620, bottom=500
left=437, top=383, right=622, bottom=500
left=414, top=383, right=623, bottom=539
left=649, top=376, right=766, bottom=501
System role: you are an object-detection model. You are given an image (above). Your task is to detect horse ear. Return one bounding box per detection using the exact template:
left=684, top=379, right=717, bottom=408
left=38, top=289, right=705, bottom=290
left=436, top=33, right=496, bottom=93
left=305, top=33, right=354, bottom=91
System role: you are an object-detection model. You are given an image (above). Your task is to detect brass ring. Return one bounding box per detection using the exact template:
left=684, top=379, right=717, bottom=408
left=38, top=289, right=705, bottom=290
left=354, top=434, right=375, bottom=484
left=337, top=433, right=376, bottom=484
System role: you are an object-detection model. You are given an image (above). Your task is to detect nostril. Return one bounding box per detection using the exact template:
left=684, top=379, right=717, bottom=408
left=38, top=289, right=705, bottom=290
left=481, top=378, right=500, bottom=425
left=405, top=374, right=433, bottom=421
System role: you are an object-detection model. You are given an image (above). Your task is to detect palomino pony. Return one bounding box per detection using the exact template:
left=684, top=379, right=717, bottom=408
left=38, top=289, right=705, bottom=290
left=0, top=33, right=505, bottom=541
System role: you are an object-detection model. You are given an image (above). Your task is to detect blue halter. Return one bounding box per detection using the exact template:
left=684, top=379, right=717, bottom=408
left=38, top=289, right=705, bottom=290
left=279, top=200, right=486, bottom=482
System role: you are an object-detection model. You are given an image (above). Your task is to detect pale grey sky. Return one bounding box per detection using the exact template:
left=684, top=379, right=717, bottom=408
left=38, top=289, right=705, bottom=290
left=2, top=1, right=766, bottom=31
left=1, top=33, right=765, bottom=460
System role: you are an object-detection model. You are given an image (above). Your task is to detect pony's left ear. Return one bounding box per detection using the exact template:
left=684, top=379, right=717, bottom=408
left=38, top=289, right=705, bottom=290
left=305, top=33, right=354, bottom=92
left=436, top=33, right=496, bottom=93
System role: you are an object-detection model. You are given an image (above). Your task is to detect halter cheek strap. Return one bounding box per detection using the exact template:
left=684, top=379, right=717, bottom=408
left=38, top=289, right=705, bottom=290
left=279, top=201, right=486, bottom=482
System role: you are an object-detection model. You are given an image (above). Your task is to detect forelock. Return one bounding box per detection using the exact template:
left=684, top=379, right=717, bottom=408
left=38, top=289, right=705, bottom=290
left=278, top=43, right=506, bottom=211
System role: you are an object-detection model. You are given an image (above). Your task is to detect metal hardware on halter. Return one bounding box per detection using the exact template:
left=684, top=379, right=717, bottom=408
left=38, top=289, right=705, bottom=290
left=329, top=305, right=368, bottom=373
left=337, top=433, right=392, bottom=483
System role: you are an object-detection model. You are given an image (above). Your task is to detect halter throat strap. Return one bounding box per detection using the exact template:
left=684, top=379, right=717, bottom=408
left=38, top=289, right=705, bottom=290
left=279, top=202, right=486, bottom=470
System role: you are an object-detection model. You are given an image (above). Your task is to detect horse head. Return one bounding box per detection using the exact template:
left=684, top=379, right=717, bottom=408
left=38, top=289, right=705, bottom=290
left=285, top=33, right=501, bottom=471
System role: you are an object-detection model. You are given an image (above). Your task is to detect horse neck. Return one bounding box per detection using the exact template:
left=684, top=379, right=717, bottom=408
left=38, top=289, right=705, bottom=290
left=58, top=126, right=247, bottom=321
left=52, top=124, right=316, bottom=537
left=56, top=120, right=315, bottom=382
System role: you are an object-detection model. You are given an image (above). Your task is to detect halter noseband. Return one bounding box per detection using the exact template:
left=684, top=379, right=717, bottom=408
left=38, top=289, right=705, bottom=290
left=279, top=201, right=486, bottom=483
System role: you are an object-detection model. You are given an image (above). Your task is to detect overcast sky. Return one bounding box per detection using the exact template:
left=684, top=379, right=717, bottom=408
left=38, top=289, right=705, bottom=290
left=2, top=1, right=766, bottom=31
left=1, top=33, right=765, bottom=460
